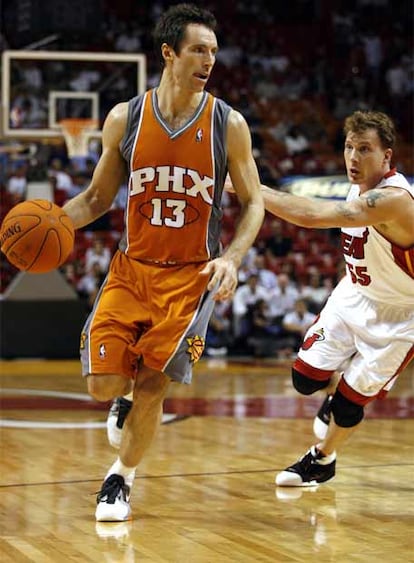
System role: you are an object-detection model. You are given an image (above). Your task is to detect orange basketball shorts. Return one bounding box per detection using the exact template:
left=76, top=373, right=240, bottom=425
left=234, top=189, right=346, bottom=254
left=80, top=251, right=215, bottom=383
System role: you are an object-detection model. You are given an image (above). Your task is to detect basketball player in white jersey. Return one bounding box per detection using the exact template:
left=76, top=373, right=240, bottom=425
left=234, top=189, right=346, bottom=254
left=233, top=110, right=414, bottom=486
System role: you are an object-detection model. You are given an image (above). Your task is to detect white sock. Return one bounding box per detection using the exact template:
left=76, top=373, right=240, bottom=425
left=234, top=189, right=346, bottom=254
left=106, top=457, right=136, bottom=488
left=123, top=392, right=133, bottom=402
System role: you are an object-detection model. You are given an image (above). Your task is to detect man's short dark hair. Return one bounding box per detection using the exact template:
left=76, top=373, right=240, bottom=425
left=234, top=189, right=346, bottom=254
left=153, top=3, right=217, bottom=66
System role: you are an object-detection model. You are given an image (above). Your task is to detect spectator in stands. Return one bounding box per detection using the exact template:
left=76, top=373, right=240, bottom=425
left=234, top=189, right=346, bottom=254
left=237, top=246, right=259, bottom=284
left=280, top=65, right=310, bottom=101
left=76, top=261, right=106, bottom=311
left=333, top=84, right=367, bottom=121
left=6, top=164, right=27, bottom=204
left=361, top=29, right=383, bottom=103
left=232, top=273, right=268, bottom=339
left=48, top=158, right=74, bottom=201
left=111, top=181, right=128, bottom=210
left=215, top=40, right=243, bottom=68
left=252, top=253, right=279, bottom=290
left=69, top=66, right=101, bottom=93
left=268, top=44, right=290, bottom=73
left=84, top=236, right=112, bottom=275
left=301, top=107, right=328, bottom=146
left=19, top=62, right=43, bottom=91
left=254, top=147, right=283, bottom=186
left=10, top=92, right=45, bottom=129
left=282, top=298, right=317, bottom=352
left=247, top=298, right=283, bottom=358
left=254, top=69, right=282, bottom=102
left=61, top=261, right=80, bottom=288
left=266, top=273, right=299, bottom=323
left=284, top=125, right=312, bottom=157
left=299, top=272, right=333, bottom=314
left=205, top=300, right=232, bottom=357
left=114, top=23, right=143, bottom=52
left=68, top=171, right=89, bottom=198
left=385, top=56, right=410, bottom=125
left=267, top=113, right=291, bottom=144
left=263, top=219, right=292, bottom=260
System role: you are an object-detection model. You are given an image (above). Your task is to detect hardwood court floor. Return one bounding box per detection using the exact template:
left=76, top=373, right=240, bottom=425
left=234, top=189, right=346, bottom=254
left=0, top=358, right=413, bottom=563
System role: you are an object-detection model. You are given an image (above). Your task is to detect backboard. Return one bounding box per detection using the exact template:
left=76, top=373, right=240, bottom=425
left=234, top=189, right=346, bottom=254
left=1, top=50, right=146, bottom=139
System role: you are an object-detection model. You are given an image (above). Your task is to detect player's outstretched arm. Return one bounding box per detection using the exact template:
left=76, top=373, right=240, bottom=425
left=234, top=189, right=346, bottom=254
left=202, top=110, right=265, bottom=301
left=254, top=183, right=409, bottom=230
left=63, top=103, right=128, bottom=229
left=225, top=176, right=413, bottom=228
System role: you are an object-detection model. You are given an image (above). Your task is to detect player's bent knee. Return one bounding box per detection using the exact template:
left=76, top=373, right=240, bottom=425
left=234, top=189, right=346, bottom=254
left=331, top=389, right=364, bottom=428
left=87, top=373, right=128, bottom=402
left=134, top=368, right=170, bottom=404
left=291, top=368, right=330, bottom=395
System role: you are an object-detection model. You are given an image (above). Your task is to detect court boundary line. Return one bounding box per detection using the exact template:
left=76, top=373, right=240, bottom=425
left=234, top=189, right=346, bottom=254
left=1, top=463, right=413, bottom=489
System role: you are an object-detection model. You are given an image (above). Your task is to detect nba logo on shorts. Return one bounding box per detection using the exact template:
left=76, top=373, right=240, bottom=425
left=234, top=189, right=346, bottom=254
left=196, top=128, right=203, bottom=142
left=99, top=344, right=106, bottom=359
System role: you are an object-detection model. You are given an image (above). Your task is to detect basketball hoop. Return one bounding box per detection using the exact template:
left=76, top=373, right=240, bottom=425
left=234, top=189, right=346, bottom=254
left=59, top=118, right=99, bottom=158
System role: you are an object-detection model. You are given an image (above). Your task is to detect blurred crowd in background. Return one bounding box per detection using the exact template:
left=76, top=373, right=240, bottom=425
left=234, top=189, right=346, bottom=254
left=1, top=0, right=413, bottom=358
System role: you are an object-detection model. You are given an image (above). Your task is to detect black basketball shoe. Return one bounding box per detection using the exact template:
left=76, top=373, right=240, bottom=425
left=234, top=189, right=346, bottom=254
left=275, top=446, right=336, bottom=487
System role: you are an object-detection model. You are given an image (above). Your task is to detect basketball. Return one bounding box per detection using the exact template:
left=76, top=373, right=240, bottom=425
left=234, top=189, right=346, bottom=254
left=0, top=199, right=75, bottom=273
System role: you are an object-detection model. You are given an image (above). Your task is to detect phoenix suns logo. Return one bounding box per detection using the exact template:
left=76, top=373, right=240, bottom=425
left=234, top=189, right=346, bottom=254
left=186, top=335, right=205, bottom=363
left=302, top=328, right=325, bottom=350
left=80, top=332, right=86, bottom=350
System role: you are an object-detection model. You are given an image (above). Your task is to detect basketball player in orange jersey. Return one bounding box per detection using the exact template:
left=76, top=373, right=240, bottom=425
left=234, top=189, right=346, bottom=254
left=229, top=110, right=414, bottom=487
left=62, top=4, right=264, bottom=521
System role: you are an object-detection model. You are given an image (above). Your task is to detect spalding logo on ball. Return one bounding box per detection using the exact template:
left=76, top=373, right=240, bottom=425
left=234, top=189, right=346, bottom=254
left=0, top=199, right=75, bottom=273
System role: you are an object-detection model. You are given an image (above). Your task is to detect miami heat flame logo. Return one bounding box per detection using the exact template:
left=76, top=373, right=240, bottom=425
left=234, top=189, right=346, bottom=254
left=302, top=328, right=325, bottom=350
left=186, top=335, right=205, bottom=363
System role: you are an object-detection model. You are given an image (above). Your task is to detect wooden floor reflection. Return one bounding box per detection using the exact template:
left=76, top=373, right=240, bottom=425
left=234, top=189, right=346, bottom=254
left=0, top=358, right=413, bottom=562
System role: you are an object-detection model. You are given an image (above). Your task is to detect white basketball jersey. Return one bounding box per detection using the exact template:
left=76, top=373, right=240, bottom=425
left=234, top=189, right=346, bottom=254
left=341, top=169, right=414, bottom=307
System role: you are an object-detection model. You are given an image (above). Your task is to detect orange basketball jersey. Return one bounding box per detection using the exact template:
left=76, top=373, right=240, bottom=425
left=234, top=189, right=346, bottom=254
left=119, top=89, right=231, bottom=264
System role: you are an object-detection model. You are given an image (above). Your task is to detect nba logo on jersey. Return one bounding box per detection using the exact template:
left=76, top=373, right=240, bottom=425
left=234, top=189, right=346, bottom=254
left=99, top=344, right=106, bottom=359
left=196, top=128, right=203, bottom=142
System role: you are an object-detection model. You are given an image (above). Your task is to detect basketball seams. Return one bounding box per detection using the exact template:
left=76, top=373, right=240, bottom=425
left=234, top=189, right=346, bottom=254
left=31, top=200, right=54, bottom=211
left=1, top=213, right=43, bottom=221
left=25, top=226, right=54, bottom=271
left=28, top=229, right=63, bottom=271
left=0, top=199, right=75, bottom=273
left=0, top=219, right=41, bottom=253
left=58, top=215, right=75, bottom=242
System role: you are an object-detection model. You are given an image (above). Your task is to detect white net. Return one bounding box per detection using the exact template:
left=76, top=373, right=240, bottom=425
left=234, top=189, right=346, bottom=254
left=59, top=118, right=99, bottom=158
